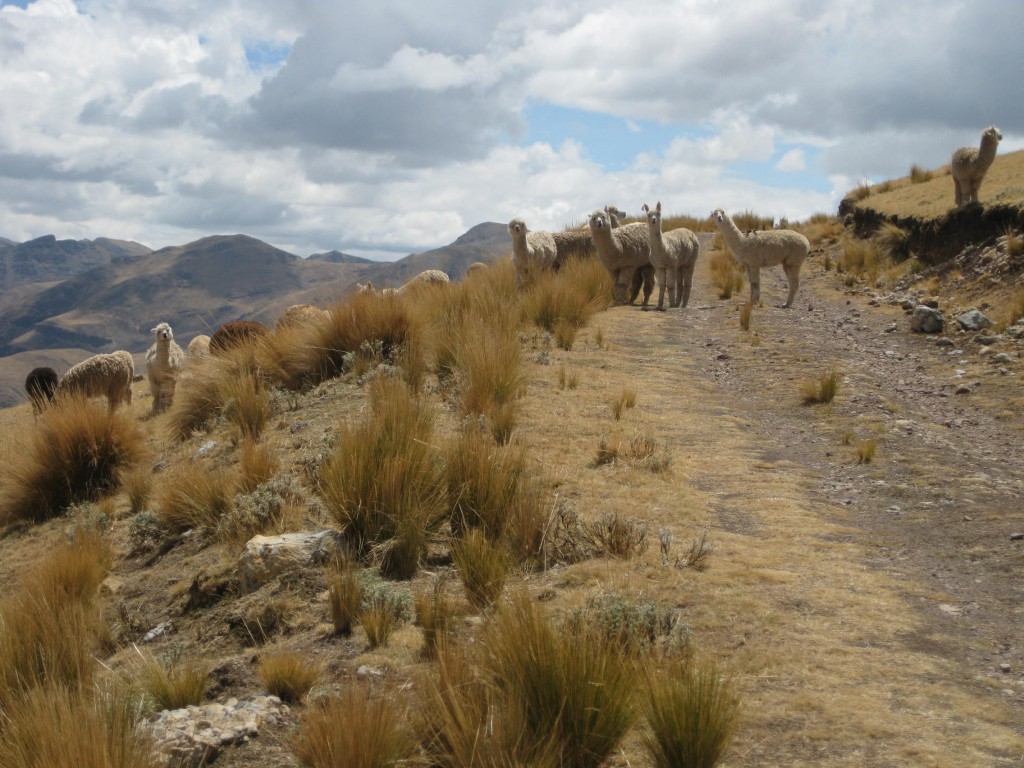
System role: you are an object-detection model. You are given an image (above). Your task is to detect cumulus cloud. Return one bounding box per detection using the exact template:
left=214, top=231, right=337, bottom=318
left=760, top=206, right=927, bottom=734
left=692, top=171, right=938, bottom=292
left=0, top=0, right=1019, bottom=257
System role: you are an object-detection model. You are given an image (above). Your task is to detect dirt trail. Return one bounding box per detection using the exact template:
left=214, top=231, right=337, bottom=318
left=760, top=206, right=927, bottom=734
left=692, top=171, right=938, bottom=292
left=579, top=246, right=1024, bottom=765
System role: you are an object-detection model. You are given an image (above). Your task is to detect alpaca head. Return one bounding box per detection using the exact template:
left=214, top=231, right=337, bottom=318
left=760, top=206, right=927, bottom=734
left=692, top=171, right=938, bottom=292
left=604, top=205, right=627, bottom=220
left=711, top=209, right=727, bottom=223
left=151, top=322, right=173, bottom=343
left=507, top=218, right=527, bottom=237
left=983, top=125, right=1003, bottom=144
left=588, top=210, right=611, bottom=231
left=642, top=202, right=663, bottom=228
left=356, top=282, right=375, bottom=294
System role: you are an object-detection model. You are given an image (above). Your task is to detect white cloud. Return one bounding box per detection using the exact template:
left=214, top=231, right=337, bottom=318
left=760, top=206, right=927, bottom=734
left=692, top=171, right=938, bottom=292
left=0, top=0, right=1020, bottom=258
left=776, top=149, right=806, bottom=172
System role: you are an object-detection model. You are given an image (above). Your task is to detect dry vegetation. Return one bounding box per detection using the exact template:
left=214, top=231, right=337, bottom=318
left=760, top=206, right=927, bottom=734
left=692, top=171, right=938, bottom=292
left=1, top=192, right=1023, bottom=768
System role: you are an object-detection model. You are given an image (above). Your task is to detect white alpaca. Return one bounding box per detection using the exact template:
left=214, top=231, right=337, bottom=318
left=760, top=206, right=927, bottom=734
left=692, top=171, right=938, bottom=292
left=551, top=205, right=625, bottom=271
left=951, top=126, right=1002, bottom=208
left=711, top=209, right=808, bottom=308
left=186, top=334, right=211, bottom=360
left=587, top=209, right=654, bottom=306
left=642, top=202, right=701, bottom=310
left=275, top=304, right=329, bottom=331
left=357, top=269, right=450, bottom=296
left=146, top=322, right=185, bottom=413
left=507, top=218, right=557, bottom=289
left=56, top=351, right=134, bottom=411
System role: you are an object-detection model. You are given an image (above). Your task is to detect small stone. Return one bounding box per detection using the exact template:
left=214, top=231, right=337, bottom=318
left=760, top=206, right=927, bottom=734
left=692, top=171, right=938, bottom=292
left=955, top=385, right=972, bottom=395
left=993, top=353, right=1013, bottom=364
left=999, top=663, right=1012, bottom=674
left=936, top=337, right=954, bottom=347
left=196, top=440, right=217, bottom=457
left=1010, top=533, right=1024, bottom=541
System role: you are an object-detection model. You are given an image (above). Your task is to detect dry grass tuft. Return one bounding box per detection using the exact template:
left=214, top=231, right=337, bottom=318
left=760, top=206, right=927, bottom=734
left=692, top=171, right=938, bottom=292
left=137, top=651, right=210, bottom=711
left=414, top=574, right=457, bottom=658
left=611, top=389, right=638, bottom=421
left=739, top=301, right=753, bottom=332
left=642, top=657, right=740, bottom=768
left=0, top=396, right=144, bottom=525
left=801, top=369, right=841, bottom=405
left=293, top=684, right=416, bottom=768
left=257, top=651, right=320, bottom=703
left=0, top=684, right=156, bottom=768
left=450, top=528, right=511, bottom=609
left=317, top=377, right=445, bottom=579
left=155, top=464, right=235, bottom=533
left=909, top=164, right=934, bottom=184
left=709, top=250, right=745, bottom=300
left=855, top=439, right=878, bottom=464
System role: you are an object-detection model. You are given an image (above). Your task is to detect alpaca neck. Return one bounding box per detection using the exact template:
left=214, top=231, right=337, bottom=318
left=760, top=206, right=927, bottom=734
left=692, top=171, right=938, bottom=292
left=716, top=215, right=745, bottom=253
left=648, top=223, right=665, bottom=251
left=156, top=340, right=171, bottom=364
left=977, top=135, right=999, bottom=169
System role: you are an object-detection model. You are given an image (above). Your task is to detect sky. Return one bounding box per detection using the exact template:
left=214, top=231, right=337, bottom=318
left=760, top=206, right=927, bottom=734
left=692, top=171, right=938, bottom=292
left=0, top=0, right=1021, bottom=261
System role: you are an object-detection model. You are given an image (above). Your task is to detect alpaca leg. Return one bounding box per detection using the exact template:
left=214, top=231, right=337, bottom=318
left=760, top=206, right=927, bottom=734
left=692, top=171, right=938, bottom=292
left=623, top=268, right=640, bottom=304
left=680, top=263, right=696, bottom=308
left=969, top=178, right=982, bottom=205
left=651, top=267, right=668, bottom=311
left=782, top=262, right=801, bottom=308
left=612, top=269, right=630, bottom=305
left=747, top=265, right=761, bottom=306
left=953, top=177, right=963, bottom=208
left=640, top=264, right=655, bottom=307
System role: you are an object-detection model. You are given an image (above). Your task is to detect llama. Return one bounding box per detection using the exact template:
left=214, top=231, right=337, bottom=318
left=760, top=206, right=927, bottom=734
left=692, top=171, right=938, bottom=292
left=711, top=209, right=808, bottom=308
left=951, top=126, right=1002, bottom=208
left=642, top=202, right=701, bottom=310
left=55, top=351, right=134, bottom=411
left=507, top=218, right=557, bottom=288
left=551, top=204, right=626, bottom=272
left=275, top=304, right=329, bottom=331
left=146, top=322, right=185, bottom=414
left=587, top=209, right=654, bottom=306
left=357, top=270, right=450, bottom=296
left=25, top=366, right=59, bottom=416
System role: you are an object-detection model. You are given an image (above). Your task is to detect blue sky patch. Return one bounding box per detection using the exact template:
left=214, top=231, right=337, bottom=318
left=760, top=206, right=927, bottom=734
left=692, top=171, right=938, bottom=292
left=522, top=103, right=704, bottom=172
left=244, top=39, right=292, bottom=73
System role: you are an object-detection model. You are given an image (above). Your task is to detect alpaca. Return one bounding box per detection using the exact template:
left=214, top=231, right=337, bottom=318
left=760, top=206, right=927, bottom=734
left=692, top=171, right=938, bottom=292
left=146, top=322, right=185, bottom=413
left=587, top=209, right=654, bottom=306
left=186, top=334, right=211, bottom=360
left=951, top=126, right=1002, bottom=208
left=642, top=202, right=701, bottom=310
left=465, top=261, right=487, bottom=277
left=56, top=351, right=134, bottom=411
left=551, top=204, right=626, bottom=272
left=209, top=320, right=270, bottom=355
left=25, top=366, right=59, bottom=416
left=711, top=209, right=808, bottom=308
left=275, top=304, right=329, bottom=331
left=508, top=218, right=557, bottom=289
left=357, top=270, right=450, bottom=296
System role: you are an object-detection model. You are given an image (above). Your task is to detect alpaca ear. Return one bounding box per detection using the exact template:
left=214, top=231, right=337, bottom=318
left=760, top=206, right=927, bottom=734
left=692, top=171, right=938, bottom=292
left=656, top=202, right=662, bottom=213
left=642, top=204, right=649, bottom=213
left=150, top=327, right=158, bottom=334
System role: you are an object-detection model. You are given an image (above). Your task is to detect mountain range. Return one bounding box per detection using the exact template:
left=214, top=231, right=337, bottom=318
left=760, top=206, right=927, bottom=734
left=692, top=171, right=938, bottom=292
left=0, top=222, right=511, bottom=407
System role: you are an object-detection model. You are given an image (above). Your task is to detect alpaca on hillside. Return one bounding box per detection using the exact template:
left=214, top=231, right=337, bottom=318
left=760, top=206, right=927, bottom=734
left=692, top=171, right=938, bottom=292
left=508, top=218, right=557, bottom=289
left=146, top=322, right=185, bottom=413
left=550, top=205, right=625, bottom=272
left=711, top=209, right=808, bottom=308
left=642, top=202, right=701, bottom=310
left=951, top=125, right=1002, bottom=208
left=587, top=209, right=654, bottom=306
left=56, top=351, right=134, bottom=411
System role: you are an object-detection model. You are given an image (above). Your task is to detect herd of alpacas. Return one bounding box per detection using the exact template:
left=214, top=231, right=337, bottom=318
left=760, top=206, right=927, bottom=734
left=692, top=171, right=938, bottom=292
left=22, top=126, right=1004, bottom=416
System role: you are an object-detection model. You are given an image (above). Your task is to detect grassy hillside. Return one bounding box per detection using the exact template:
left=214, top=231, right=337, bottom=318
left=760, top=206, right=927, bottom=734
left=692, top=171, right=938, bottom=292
left=1, top=214, right=1022, bottom=767
left=840, top=148, right=1024, bottom=264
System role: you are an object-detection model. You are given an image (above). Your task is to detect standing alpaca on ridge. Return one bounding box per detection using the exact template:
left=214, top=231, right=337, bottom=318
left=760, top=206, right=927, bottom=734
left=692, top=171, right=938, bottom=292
left=146, top=322, right=185, bottom=413
left=711, top=209, right=808, bottom=308
left=508, top=218, right=557, bottom=289
left=587, top=209, right=654, bottom=306
left=951, top=126, right=1002, bottom=208
left=642, top=202, right=701, bottom=310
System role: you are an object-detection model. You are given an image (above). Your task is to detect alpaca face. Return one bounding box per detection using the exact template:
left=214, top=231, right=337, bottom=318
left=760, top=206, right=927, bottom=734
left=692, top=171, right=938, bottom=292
left=589, top=210, right=609, bottom=230
left=151, top=323, right=173, bottom=342
left=985, top=126, right=1003, bottom=142
left=508, top=219, right=526, bottom=236
left=712, top=209, right=726, bottom=223
left=643, top=202, right=663, bottom=228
